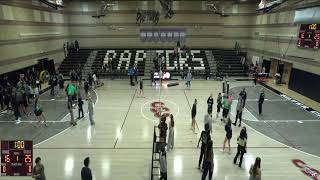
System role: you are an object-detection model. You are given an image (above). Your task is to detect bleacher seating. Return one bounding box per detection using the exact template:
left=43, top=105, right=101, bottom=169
left=92, top=50, right=146, bottom=78
left=58, top=49, right=91, bottom=76
left=212, top=49, right=247, bottom=77
left=155, top=50, right=210, bottom=78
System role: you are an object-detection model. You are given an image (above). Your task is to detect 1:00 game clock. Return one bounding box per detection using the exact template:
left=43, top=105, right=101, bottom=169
left=1, top=140, right=33, bottom=176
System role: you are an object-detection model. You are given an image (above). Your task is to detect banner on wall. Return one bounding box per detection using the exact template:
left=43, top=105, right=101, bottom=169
left=140, top=28, right=186, bottom=42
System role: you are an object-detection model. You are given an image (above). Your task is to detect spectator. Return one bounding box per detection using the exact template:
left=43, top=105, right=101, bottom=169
left=81, top=157, right=93, bottom=180
left=92, top=73, right=97, bottom=90
left=0, top=85, right=4, bottom=110
left=128, top=67, right=134, bottom=86
left=66, top=42, right=70, bottom=56
left=150, top=70, right=154, bottom=86
left=49, top=75, right=55, bottom=96
left=249, top=157, right=262, bottom=180
left=75, top=40, right=79, bottom=51
left=32, top=157, right=46, bottom=180
left=58, top=74, right=65, bottom=98
left=167, top=114, right=175, bottom=150
left=12, top=88, right=21, bottom=123
left=234, top=127, right=247, bottom=168
left=36, top=78, right=41, bottom=90
left=63, top=43, right=67, bottom=57
left=3, top=88, right=10, bottom=111
left=34, top=86, right=39, bottom=99
left=159, top=148, right=167, bottom=180
left=197, top=123, right=211, bottom=170
left=134, top=64, right=138, bottom=83
left=84, top=79, right=89, bottom=95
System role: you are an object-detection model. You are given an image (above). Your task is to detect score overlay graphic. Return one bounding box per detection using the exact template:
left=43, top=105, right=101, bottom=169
left=1, top=140, right=33, bottom=176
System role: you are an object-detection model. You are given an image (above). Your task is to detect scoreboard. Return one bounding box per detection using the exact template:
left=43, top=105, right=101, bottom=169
left=1, top=140, right=33, bottom=176
left=297, top=24, right=320, bottom=49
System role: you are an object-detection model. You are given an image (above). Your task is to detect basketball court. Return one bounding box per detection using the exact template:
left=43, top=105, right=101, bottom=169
left=2, top=80, right=320, bottom=180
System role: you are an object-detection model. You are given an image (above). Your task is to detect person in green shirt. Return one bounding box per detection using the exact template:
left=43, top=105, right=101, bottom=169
left=221, top=94, right=230, bottom=124
left=67, top=82, right=77, bottom=126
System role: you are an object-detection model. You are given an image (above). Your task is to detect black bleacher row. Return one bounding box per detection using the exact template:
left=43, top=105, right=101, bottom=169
left=212, top=49, right=247, bottom=77
left=155, top=50, right=211, bottom=78
left=91, top=50, right=146, bottom=78
left=58, top=49, right=91, bottom=76
left=58, top=49, right=248, bottom=79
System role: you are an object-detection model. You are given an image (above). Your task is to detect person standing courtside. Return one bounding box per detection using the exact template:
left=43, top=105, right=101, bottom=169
left=158, top=115, right=168, bottom=144
left=234, top=127, right=247, bottom=168
left=249, top=157, right=262, bottom=180
left=204, top=109, right=213, bottom=133
left=167, top=114, right=175, bottom=151
left=216, top=92, right=222, bottom=119
left=222, top=118, right=232, bottom=154
left=159, top=148, right=167, bottom=180
left=186, top=70, right=192, bottom=89
left=258, top=88, right=265, bottom=115
left=239, top=88, right=247, bottom=108
left=32, top=157, right=46, bottom=180
left=191, top=99, right=197, bottom=133
left=81, top=157, right=93, bottom=180
left=197, top=124, right=211, bottom=170
left=221, top=94, right=230, bottom=124
left=207, top=93, right=214, bottom=115
left=233, top=95, right=244, bottom=127
left=78, top=93, right=84, bottom=119
left=201, top=140, right=214, bottom=180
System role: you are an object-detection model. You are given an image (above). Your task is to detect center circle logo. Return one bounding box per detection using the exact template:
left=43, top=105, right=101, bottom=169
left=141, top=99, right=179, bottom=122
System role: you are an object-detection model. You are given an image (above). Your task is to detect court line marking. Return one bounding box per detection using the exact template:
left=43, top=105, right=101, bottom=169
left=231, top=85, right=320, bottom=159
left=113, top=89, right=136, bottom=148
left=240, top=111, right=320, bottom=159
left=34, top=90, right=99, bottom=147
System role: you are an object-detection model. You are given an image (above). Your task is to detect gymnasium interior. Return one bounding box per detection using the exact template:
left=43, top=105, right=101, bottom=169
left=0, top=0, right=320, bottom=180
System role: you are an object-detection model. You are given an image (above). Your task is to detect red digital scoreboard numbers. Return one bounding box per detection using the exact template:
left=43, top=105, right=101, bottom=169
left=1, top=140, right=33, bottom=176
left=297, top=24, right=320, bottom=49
